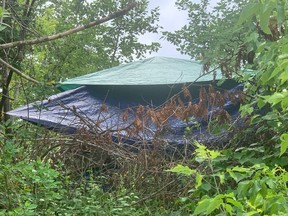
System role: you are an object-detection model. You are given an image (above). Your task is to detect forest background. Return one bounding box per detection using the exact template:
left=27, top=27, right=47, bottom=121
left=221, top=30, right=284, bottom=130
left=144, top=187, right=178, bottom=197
left=0, top=0, right=288, bottom=215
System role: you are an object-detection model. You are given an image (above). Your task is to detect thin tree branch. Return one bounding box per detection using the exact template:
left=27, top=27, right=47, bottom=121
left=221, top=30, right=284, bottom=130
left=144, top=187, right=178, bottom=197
left=0, top=58, right=39, bottom=83
left=27, top=0, right=37, bottom=18
left=0, top=1, right=137, bottom=49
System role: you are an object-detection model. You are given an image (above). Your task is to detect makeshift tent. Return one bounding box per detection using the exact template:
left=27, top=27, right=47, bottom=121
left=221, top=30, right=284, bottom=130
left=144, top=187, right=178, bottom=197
left=7, top=57, right=242, bottom=145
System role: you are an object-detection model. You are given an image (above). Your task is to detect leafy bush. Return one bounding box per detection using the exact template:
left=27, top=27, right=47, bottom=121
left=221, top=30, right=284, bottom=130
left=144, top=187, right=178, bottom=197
left=168, top=142, right=288, bottom=215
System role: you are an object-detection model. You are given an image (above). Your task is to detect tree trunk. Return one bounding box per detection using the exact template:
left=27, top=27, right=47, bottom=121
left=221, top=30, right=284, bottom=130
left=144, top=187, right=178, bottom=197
left=0, top=54, right=12, bottom=135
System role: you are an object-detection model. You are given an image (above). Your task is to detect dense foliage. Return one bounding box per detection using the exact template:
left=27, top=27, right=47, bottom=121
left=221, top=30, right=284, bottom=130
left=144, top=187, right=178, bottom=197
left=165, top=0, right=288, bottom=215
left=0, top=0, right=288, bottom=215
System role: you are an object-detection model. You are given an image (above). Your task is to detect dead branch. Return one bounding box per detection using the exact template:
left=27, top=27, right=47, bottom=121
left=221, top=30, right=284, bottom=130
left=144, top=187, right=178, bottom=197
left=0, top=1, right=137, bottom=49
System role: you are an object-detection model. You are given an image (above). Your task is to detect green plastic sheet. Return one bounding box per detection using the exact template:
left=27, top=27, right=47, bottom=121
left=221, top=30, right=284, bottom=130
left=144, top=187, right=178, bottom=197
left=58, top=57, right=223, bottom=91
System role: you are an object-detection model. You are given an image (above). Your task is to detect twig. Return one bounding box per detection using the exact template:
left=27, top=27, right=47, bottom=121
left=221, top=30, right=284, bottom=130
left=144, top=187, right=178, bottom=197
left=0, top=57, right=39, bottom=83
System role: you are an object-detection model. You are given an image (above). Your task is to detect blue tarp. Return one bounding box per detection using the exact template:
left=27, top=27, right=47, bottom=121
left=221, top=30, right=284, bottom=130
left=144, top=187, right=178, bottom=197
left=7, top=83, right=243, bottom=145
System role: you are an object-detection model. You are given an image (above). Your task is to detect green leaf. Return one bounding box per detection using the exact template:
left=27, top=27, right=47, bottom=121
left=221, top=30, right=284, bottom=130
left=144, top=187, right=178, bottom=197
left=263, top=92, right=287, bottom=106
left=276, top=0, right=285, bottom=26
left=228, top=166, right=254, bottom=183
left=278, top=54, right=288, bottom=60
left=257, top=99, right=266, bottom=109
left=24, top=201, right=37, bottom=210
left=262, top=112, right=279, bottom=121
left=201, top=183, right=212, bottom=191
left=206, top=195, right=224, bottom=214
left=240, top=104, right=254, bottom=117
left=227, top=197, right=244, bottom=211
left=268, top=67, right=281, bottom=81
left=279, top=70, right=288, bottom=85
left=209, top=149, right=221, bottom=160
left=249, top=180, right=262, bottom=202
left=195, top=173, right=203, bottom=189
left=282, top=172, right=288, bottom=182
left=218, top=172, right=225, bottom=185
left=167, top=164, right=196, bottom=176
left=231, top=166, right=250, bottom=173
left=194, top=142, right=221, bottom=161
left=245, top=211, right=259, bottom=216
left=223, top=203, right=233, bottom=215
left=259, top=2, right=276, bottom=35
left=194, top=198, right=211, bottom=215
left=237, top=3, right=261, bottom=26
left=237, top=180, right=252, bottom=198
left=265, top=178, right=276, bottom=189
left=280, top=133, right=288, bottom=156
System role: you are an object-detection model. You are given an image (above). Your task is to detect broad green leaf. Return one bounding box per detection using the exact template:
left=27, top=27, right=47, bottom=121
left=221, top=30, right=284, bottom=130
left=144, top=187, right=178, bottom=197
left=257, top=99, right=266, bottom=109
left=263, top=92, right=286, bottom=106
left=194, top=142, right=221, bottom=161
left=278, top=54, right=288, bottom=60
left=245, top=211, right=260, bottom=216
left=279, top=70, right=288, bottom=85
left=282, top=172, right=288, bottom=182
left=201, top=183, right=212, bottom=191
left=260, top=72, right=271, bottom=85
left=195, top=173, right=203, bottom=189
left=228, top=166, right=254, bottom=182
left=228, top=172, right=249, bottom=183
left=237, top=180, right=252, bottom=198
left=194, top=141, right=206, bottom=151
left=262, top=112, right=279, bottom=121
left=224, top=203, right=233, bottom=215
left=259, top=2, right=276, bottom=35
left=280, top=133, right=288, bottom=156
left=195, top=142, right=208, bottom=162
left=265, top=178, right=276, bottom=189
left=209, top=149, right=221, bottom=160
left=206, top=195, right=224, bottom=214
left=281, top=93, right=288, bottom=110
left=167, top=164, right=196, bottom=176
left=249, top=180, right=262, bottom=202
left=276, top=0, right=285, bottom=26
left=194, top=198, right=212, bottom=215
left=268, top=67, right=281, bottom=81
left=237, top=3, right=261, bottom=26
left=259, top=179, right=268, bottom=198
left=227, top=197, right=244, bottom=211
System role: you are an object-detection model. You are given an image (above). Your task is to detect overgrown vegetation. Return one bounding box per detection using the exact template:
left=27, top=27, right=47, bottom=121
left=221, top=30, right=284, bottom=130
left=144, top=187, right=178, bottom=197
left=0, top=0, right=288, bottom=215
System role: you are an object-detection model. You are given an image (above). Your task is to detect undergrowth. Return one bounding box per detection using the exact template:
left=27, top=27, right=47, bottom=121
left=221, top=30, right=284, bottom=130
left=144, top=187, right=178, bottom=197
left=0, top=113, right=287, bottom=216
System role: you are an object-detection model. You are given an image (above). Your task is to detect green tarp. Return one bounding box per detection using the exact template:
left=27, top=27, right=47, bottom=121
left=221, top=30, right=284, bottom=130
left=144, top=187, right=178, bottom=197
left=59, top=57, right=223, bottom=91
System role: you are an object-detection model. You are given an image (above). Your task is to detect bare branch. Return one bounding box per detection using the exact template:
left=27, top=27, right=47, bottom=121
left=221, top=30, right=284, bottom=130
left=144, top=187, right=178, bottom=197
left=0, top=58, right=39, bottom=83
left=0, top=1, right=137, bottom=49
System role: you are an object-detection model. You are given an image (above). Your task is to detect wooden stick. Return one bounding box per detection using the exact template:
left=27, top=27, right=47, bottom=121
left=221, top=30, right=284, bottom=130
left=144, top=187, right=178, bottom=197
left=0, top=58, right=39, bottom=83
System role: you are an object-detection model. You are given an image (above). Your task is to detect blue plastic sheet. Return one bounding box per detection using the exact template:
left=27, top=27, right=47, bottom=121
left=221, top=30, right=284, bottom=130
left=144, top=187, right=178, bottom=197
left=7, top=83, right=243, bottom=145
